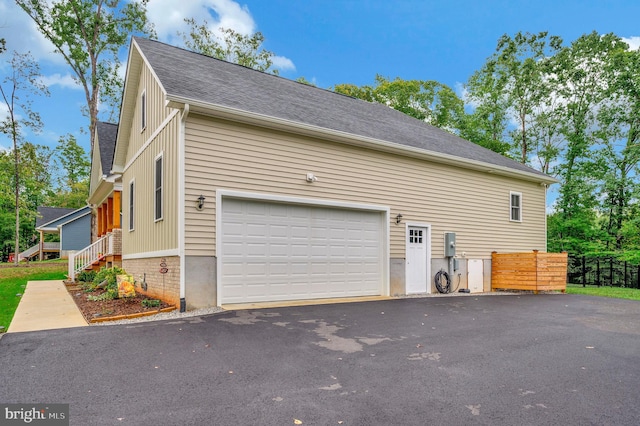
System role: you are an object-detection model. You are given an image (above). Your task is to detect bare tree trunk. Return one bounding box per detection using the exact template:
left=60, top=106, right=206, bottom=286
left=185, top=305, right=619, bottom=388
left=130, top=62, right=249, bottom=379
left=13, top=130, right=19, bottom=266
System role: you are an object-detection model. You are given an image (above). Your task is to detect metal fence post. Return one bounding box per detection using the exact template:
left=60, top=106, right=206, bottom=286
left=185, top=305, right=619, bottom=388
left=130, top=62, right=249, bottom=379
left=609, top=258, right=614, bottom=287
left=624, top=261, right=628, bottom=288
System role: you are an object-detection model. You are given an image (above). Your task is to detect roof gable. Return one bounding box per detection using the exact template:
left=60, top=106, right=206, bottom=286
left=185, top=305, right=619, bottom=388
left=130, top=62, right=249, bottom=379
left=97, top=121, right=118, bottom=176
left=123, top=37, right=553, bottom=183
left=36, top=206, right=86, bottom=229
left=89, top=121, right=119, bottom=200
left=113, top=39, right=166, bottom=173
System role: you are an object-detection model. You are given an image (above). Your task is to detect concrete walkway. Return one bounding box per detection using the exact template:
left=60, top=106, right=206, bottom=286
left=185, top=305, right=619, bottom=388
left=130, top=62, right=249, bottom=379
left=7, top=280, right=87, bottom=333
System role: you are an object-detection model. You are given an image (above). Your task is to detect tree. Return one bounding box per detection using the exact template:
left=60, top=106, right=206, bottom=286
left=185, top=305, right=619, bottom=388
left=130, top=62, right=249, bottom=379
left=463, top=60, right=511, bottom=155
left=594, top=45, right=640, bottom=249
left=464, top=32, right=563, bottom=163
left=0, top=50, right=49, bottom=264
left=48, top=134, right=91, bottom=209
left=547, top=32, right=629, bottom=254
left=54, top=134, right=90, bottom=188
left=0, top=150, right=14, bottom=250
left=19, top=142, right=54, bottom=233
left=551, top=34, right=627, bottom=218
left=181, top=19, right=279, bottom=74
left=334, top=75, right=465, bottom=132
left=296, top=76, right=316, bottom=86
left=17, top=0, right=155, bottom=152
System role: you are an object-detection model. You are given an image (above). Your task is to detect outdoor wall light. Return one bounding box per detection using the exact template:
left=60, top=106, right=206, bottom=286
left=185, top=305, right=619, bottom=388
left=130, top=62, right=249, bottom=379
left=196, top=195, right=205, bottom=211
left=396, top=213, right=403, bottom=224
left=306, top=173, right=318, bottom=183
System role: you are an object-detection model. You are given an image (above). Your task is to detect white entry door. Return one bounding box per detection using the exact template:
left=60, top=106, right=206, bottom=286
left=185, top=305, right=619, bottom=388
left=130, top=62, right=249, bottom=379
left=406, top=226, right=429, bottom=293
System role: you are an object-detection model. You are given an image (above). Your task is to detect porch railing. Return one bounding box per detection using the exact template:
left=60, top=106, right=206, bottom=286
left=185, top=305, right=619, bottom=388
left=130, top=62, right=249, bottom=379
left=18, top=242, right=61, bottom=261
left=68, top=234, right=113, bottom=281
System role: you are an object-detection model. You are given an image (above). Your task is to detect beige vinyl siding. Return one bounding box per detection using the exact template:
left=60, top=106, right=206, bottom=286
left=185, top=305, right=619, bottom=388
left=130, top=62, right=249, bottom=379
left=122, top=113, right=180, bottom=255
left=126, top=63, right=171, bottom=162
left=184, top=114, right=547, bottom=258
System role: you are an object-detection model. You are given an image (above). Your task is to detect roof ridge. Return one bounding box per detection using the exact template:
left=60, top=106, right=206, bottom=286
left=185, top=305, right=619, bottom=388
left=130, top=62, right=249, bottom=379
left=131, top=36, right=553, bottom=182
left=133, top=36, right=368, bottom=103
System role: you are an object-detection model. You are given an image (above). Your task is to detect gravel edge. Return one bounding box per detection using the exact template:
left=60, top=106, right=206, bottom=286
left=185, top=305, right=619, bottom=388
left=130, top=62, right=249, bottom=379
left=91, top=290, right=555, bottom=326
left=93, top=306, right=226, bottom=326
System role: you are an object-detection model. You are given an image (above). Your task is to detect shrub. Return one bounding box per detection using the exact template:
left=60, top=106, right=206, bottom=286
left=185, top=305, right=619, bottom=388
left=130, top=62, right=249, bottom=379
left=87, top=288, right=118, bottom=301
left=141, top=299, right=161, bottom=308
left=92, top=266, right=126, bottom=293
left=81, top=280, right=98, bottom=292
left=76, top=270, right=96, bottom=283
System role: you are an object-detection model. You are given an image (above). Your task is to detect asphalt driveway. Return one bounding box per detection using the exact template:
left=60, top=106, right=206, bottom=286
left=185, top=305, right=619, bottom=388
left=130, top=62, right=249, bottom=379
left=1, top=294, right=640, bottom=425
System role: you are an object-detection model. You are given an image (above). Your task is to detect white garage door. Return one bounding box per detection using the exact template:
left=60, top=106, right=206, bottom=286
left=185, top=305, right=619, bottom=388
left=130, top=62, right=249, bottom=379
left=220, top=198, right=385, bottom=304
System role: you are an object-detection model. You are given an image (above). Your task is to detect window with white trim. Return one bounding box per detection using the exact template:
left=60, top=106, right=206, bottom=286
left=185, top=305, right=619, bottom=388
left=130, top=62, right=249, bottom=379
left=141, top=90, right=147, bottom=131
left=510, top=191, right=522, bottom=222
left=128, top=180, right=135, bottom=231
left=154, top=153, right=163, bottom=221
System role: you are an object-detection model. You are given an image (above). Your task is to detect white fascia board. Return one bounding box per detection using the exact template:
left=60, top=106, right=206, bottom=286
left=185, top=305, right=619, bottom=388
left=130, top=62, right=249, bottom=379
left=57, top=211, right=91, bottom=228
left=88, top=179, right=115, bottom=206
left=113, top=39, right=169, bottom=174
left=122, top=249, right=179, bottom=260
left=167, top=95, right=559, bottom=185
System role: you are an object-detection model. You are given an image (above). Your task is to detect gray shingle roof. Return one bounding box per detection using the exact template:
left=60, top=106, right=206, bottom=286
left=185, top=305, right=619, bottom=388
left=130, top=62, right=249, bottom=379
left=96, top=121, right=118, bottom=176
left=36, top=207, right=76, bottom=228
left=134, top=37, right=550, bottom=180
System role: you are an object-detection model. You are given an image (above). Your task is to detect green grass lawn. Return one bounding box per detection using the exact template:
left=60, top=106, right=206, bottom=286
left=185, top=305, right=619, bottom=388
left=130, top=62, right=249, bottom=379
left=566, top=283, right=640, bottom=301
left=0, top=262, right=67, bottom=331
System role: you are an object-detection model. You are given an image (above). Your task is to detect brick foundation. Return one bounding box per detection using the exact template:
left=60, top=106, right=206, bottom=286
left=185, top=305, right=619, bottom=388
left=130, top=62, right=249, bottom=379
left=123, top=256, right=180, bottom=307
left=111, top=229, right=122, bottom=256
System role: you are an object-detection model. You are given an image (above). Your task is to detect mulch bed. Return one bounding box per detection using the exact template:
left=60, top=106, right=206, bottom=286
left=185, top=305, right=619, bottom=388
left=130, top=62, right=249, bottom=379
left=66, top=283, right=174, bottom=323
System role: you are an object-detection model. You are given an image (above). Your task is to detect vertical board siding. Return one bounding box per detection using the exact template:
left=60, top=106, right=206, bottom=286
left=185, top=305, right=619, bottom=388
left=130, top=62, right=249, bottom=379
left=184, top=115, right=548, bottom=258
left=126, top=64, right=171, bottom=163
left=122, top=113, right=180, bottom=255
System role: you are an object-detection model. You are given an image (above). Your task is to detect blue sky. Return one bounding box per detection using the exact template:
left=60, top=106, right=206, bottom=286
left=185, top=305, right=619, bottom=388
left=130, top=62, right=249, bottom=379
left=1, top=0, right=639, bottom=162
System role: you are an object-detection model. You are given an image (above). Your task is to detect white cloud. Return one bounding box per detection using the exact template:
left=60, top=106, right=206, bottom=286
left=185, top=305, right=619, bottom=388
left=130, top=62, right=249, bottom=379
left=621, top=36, right=640, bottom=51
left=3, top=0, right=295, bottom=72
left=146, top=0, right=256, bottom=41
left=39, top=73, right=80, bottom=90
left=457, top=82, right=480, bottom=110
left=271, top=56, right=296, bottom=72
left=145, top=0, right=295, bottom=71
left=209, top=0, right=256, bottom=34
left=0, top=0, right=65, bottom=65
left=0, top=103, right=13, bottom=151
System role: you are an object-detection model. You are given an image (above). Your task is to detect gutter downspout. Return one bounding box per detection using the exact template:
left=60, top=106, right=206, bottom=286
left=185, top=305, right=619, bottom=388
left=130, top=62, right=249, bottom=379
left=179, top=104, right=189, bottom=311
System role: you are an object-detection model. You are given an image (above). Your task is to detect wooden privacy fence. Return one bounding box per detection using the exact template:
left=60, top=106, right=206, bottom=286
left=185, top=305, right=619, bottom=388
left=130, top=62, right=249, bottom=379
left=491, top=250, right=568, bottom=293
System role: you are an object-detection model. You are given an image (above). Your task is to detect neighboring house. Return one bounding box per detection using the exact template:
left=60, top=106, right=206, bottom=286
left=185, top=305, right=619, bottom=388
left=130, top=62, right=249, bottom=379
left=34, top=206, right=91, bottom=260
left=101, top=37, right=557, bottom=310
